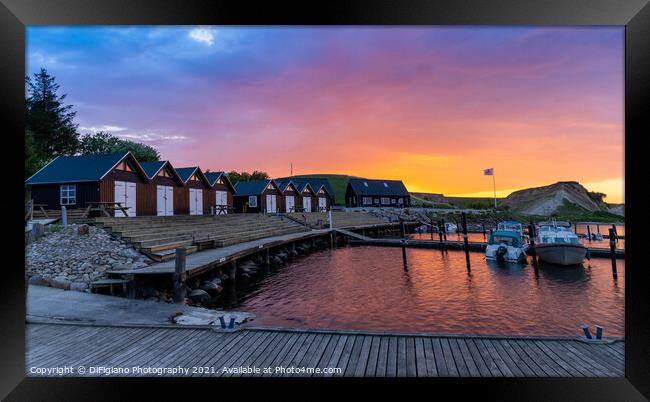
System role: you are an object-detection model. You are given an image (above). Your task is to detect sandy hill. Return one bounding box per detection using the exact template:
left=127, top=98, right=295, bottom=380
left=503, top=181, right=612, bottom=216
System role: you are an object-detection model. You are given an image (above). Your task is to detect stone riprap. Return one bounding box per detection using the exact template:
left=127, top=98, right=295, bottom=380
left=25, top=224, right=153, bottom=290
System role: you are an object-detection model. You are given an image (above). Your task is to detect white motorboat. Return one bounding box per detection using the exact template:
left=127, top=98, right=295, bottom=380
left=485, top=221, right=529, bottom=263
left=534, top=221, right=587, bottom=266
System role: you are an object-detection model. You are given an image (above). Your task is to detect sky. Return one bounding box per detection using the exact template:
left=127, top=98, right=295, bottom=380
left=26, top=26, right=624, bottom=202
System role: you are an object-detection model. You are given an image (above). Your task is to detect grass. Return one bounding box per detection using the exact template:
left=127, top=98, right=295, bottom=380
left=290, top=174, right=359, bottom=205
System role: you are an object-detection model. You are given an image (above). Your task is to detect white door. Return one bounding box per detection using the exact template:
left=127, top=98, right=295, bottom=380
left=216, top=190, right=228, bottom=214
left=114, top=181, right=126, bottom=218
left=318, top=196, right=327, bottom=211
left=126, top=182, right=137, bottom=217
left=189, top=188, right=203, bottom=215
left=165, top=186, right=174, bottom=216
left=157, top=185, right=173, bottom=216
left=156, top=185, right=166, bottom=216
left=265, top=194, right=277, bottom=213
left=114, top=181, right=136, bottom=217
left=285, top=195, right=295, bottom=212
left=302, top=196, right=311, bottom=212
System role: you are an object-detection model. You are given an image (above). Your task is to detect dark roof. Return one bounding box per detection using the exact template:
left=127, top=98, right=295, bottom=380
left=26, top=152, right=133, bottom=185
left=175, top=166, right=211, bottom=187
left=204, top=171, right=225, bottom=186
left=275, top=177, right=334, bottom=197
left=233, top=179, right=276, bottom=196
left=204, top=171, right=236, bottom=192
left=139, top=161, right=166, bottom=178
left=347, top=179, right=410, bottom=196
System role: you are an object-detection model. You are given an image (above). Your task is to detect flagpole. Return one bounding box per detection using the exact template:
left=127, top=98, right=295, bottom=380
left=492, top=171, right=497, bottom=209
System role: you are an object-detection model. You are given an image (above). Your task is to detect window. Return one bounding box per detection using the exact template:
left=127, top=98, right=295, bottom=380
left=374, top=198, right=379, bottom=204
left=248, top=196, right=257, bottom=207
left=381, top=197, right=390, bottom=205
left=391, top=199, right=396, bottom=204
left=362, top=197, right=372, bottom=205
left=60, top=184, right=76, bottom=205
left=398, top=198, right=404, bottom=204
left=157, top=168, right=170, bottom=177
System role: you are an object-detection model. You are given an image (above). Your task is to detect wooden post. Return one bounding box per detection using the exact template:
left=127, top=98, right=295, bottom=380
left=61, top=206, right=67, bottom=228
left=430, top=216, right=434, bottom=241
left=528, top=223, right=538, bottom=267
left=441, top=218, right=447, bottom=242
left=173, top=248, right=187, bottom=304
left=438, top=220, right=444, bottom=246
left=596, top=224, right=600, bottom=235
left=611, top=224, right=618, bottom=244
left=29, top=199, right=34, bottom=221
left=399, top=219, right=408, bottom=271
left=586, top=225, right=591, bottom=241
left=265, top=248, right=270, bottom=265
left=229, top=260, right=237, bottom=281
left=31, top=223, right=43, bottom=241
left=482, top=223, right=486, bottom=240
left=461, top=213, right=470, bottom=272
left=574, top=222, right=578, bottom=235
left=609, top=228, right=618, bottom=279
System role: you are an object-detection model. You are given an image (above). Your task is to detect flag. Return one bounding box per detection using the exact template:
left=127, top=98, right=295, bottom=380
left=483, top=168, right=494, bottom=176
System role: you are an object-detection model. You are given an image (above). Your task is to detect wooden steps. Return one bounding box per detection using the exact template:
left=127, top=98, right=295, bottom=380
left=93, top=214, right=307, bottom=261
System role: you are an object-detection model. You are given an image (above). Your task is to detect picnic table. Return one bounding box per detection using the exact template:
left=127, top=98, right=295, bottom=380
left=83, top=201, right=130, bottom=218
left=213, top=205, right=235, bottom=216
left=25, top=201, right=50, bottom=221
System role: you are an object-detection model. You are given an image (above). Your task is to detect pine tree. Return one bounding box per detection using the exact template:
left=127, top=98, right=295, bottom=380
left=25, top=68, right=80, bottom=167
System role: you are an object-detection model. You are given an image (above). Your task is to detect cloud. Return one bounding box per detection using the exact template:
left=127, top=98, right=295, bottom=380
left=79, top=125, right=127, bottom=134
left=188, top=28, right=215, bottom=46
left=117, top=132, right=188, bottom=143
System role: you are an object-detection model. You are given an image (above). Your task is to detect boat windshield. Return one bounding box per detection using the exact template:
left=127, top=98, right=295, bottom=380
left=491, top=235, right=520, bottom=247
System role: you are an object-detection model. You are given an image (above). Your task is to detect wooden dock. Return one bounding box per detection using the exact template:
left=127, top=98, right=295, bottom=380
left=26, top=323, right=624, bottom=377
left=109, top=229, right=331, bottom=278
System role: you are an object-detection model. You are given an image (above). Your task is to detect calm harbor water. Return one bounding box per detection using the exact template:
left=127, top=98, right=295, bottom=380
left=216, top=245, right=624, bottom=336
left=408, top=227, right=625, bottom=250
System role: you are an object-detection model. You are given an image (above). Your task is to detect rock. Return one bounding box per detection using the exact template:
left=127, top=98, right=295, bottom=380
left=272, top=256, right=283, bottom=264
left=111, top=263, right=132, bottom=271
left=200, top=281, right=219, bottom=295
left=119, top=248, right=140, bottom=259
left=77, top=224, right=90, bottom=235
left=131, top=261, right=148, bottom=269
left=210, top=278, right=222, bottom=286
left=188, top=289, right=210, bottom=304
left=70, top=282, right=88, bottom=292
left=80, top=262, right=93, bottom=271
left=48, top=277, right=71, bottom=290
left=28, top=275, right=49, bottom=287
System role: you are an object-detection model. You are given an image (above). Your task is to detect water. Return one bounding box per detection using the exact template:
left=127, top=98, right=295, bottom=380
left=215, top=246, right=624, bottom=336
left=407, top=229, right=625, bottom=250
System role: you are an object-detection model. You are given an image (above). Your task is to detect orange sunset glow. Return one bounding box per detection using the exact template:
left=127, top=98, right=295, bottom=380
left=28, top=27, right=624, bottom=202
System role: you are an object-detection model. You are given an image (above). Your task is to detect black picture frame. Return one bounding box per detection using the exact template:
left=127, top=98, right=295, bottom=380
left=1, top=0, right=647, bottom=400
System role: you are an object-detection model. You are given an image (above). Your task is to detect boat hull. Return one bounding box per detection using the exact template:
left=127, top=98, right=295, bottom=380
left=535, top=244, right=586, bottom=266
left=485, top=244, right=527, bottom=263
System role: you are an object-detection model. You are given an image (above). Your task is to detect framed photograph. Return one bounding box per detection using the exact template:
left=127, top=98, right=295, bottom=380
left=2, top=0, right=648, bottom=399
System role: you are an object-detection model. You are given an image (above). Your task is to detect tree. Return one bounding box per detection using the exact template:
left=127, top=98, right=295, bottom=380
left=25, top=68, right=80, bottom=168
left=25, top=130, right=46, bottom=179
left=226, top=170, right=270, bottom=185
left=79, top=131, right=160, bottom=162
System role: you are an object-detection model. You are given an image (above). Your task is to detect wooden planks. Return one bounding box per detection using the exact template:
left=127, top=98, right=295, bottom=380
left=25, top=324, right=624, bottom=378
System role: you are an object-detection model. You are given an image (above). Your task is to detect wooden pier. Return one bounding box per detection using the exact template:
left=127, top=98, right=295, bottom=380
left=109, top=229, right=332, bottom=278
left=26, top=322, right=624, bottom=377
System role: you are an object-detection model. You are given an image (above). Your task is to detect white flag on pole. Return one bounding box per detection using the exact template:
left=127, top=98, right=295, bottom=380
left=483, top=168, right=494, bottom=176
